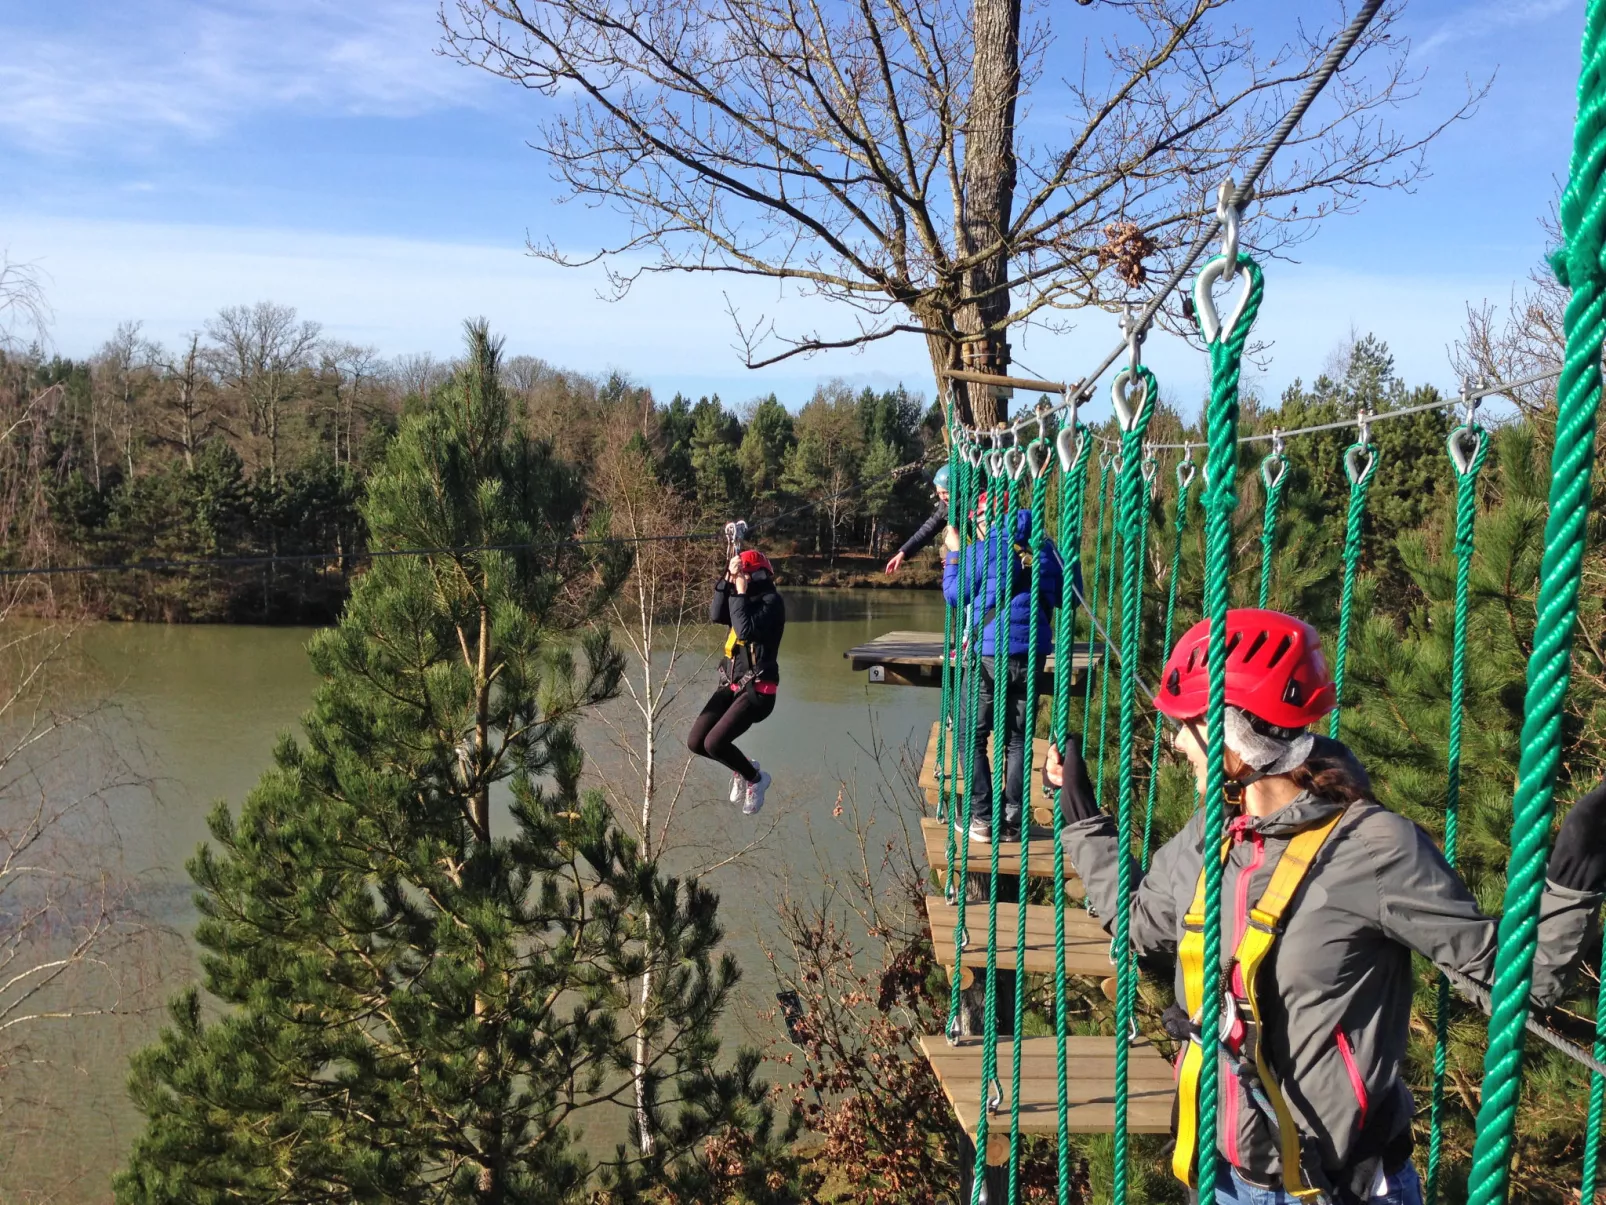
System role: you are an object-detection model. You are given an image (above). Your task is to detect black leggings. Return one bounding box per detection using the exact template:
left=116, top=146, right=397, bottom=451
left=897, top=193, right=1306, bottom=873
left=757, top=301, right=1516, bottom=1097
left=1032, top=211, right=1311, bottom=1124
left=687, top=686, right=776, bottom=781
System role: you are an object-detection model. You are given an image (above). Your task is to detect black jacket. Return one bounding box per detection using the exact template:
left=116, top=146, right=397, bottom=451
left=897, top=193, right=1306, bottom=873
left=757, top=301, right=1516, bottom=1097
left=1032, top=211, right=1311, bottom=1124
left=897, top=505, right=947, bottom=559
left=711, top=579, right=785, bottom=686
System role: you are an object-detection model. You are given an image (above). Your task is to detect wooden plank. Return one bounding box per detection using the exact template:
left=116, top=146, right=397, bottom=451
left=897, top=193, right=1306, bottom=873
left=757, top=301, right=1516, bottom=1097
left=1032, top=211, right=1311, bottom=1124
left=918, top=1034, right=1176, bottom=1149
left=920, top=721, right=1056, bottom=817
left=921, top=819, right=1084, bottom=893
left=926, top=898, right=1112, bottom=976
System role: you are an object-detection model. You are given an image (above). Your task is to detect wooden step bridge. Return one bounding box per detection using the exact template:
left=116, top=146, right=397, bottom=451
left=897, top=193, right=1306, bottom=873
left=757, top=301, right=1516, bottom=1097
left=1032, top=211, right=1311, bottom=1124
left=912, top=721, right=1175, bottom=1174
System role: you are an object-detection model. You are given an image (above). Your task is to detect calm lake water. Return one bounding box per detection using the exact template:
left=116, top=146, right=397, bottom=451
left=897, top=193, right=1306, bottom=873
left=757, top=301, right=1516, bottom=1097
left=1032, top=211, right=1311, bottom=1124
left=3, top=587, right=947, bottom=1203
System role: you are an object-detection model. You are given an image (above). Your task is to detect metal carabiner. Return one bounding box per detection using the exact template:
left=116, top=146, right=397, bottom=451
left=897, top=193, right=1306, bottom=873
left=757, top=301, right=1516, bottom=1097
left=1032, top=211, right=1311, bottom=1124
left=1216, top=175, right=1251, bottom=281
left=1121, top=301, right=1148, bottom=376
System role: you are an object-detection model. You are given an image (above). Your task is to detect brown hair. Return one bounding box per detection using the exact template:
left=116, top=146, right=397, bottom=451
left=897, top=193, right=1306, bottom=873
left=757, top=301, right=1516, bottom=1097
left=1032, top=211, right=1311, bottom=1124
left=1288, top=737, right=1372, bottom=805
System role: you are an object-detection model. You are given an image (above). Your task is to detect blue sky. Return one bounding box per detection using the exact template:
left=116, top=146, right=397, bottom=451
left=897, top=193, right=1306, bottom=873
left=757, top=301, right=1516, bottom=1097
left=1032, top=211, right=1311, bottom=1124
left=0, top=0, right=1582, bottom=420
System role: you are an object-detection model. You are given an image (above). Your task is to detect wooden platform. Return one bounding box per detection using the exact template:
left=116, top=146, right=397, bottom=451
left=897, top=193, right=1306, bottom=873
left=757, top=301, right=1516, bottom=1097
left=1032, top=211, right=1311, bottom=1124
left=844, top=631, right=1100, bottom=690
left=919, top=1035, right=1175, bottom=1156
left=926, top=897, right=1112, bottom=976
left=921, top=819, right=1084, bottom=890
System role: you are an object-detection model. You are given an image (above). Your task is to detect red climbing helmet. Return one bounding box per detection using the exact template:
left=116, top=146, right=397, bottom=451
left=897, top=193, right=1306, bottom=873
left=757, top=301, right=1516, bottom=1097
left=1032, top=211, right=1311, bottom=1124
left=1156, top=609, right=1335, bottom=730
left=736, top=549, right=773, bottom=577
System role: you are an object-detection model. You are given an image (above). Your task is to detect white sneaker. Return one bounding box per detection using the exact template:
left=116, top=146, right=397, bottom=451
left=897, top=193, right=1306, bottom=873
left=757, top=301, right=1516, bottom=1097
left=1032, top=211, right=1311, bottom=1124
left=729, top=771, right=746, bottom=804
left=743, top=768, right=772, bottom=815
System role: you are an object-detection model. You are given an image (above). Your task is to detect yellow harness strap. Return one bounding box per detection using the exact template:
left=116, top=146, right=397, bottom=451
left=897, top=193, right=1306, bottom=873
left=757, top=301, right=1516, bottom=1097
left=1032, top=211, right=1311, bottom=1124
left=724, top=628, right=742, bottom=659
left=1171, top=811, right=1345, bottom=1198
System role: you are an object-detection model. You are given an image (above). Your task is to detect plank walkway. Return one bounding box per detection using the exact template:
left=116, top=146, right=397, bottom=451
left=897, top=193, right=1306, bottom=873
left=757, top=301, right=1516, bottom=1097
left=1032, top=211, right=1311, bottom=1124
left=919, top=819, right=1084, bottom=890
left=844, top=630, right=1100, bottom=690
left=919, top=1035, right=1176, bottom=1157
left=914, top=722, right=1176, bottom=1158
left=918, top=721, right=1060, bottom=826
left=926, top=898, right=1111, bottom=976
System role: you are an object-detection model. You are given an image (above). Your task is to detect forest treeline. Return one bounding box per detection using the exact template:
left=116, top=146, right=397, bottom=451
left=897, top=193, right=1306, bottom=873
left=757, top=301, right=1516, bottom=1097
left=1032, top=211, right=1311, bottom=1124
left=0, top=301, right=944, bottom=622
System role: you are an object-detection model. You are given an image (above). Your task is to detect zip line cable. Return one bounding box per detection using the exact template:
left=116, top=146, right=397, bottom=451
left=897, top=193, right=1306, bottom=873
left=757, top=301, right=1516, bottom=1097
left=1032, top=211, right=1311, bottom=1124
left=0, top=461, right=925, bottom=581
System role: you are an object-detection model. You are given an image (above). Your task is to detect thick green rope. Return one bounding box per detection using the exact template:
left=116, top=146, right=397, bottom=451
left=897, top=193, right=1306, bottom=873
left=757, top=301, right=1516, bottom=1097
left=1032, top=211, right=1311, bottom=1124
left=1328, top=435, right=1378, bottom=739
left=1194, top=252, right=1265, bottom=1201
left=947, top=450, right=987, bottom=1035
left=1010, top=462, right=1051, bottom=1203
left=1081, top=456, right=1113, bottom=733
left=1050, top=422, right=1092, bottom=1202
left=971, top=473, right=1016, bottom=1204
left=1257, top=448, right=1288, bottom=609
left=936, top=432, right=961, bottom=828
left=1095, top=459, right=1122, bottom=806
left=1426, top=421, right=1488, bottom=1205
left=1111, top=368, right=1158, bottom=1205
left=1580, top=922, right=1606, bottom=1205
left=1467, top=4, right=1606, bottom=1195
left=1143, top=454, right=1195, bottom=869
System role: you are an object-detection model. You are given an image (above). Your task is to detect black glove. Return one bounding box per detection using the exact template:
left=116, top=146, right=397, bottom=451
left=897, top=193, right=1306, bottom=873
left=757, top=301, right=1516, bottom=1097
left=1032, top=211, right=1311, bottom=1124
left=1549, top=776, right=1606, bottom=893
left=1043, top=734, right=1101, bottom=824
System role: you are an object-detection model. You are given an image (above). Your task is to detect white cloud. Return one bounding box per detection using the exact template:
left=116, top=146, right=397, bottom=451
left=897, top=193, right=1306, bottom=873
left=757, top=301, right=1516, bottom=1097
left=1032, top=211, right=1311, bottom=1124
left=1415, top=0, right=1573, bottom=58
left=0, top=1, right=484, bottom=152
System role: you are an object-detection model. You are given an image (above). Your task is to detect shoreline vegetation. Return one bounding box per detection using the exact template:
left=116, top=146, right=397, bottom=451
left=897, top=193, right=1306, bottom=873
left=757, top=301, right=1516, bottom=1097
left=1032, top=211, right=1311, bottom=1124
left=1, top=304, right=949, bottom=625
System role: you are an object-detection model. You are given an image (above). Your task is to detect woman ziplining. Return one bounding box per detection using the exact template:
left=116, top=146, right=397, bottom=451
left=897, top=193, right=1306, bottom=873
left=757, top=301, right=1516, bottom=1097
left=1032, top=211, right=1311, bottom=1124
left=687, top=545, right=785, bottom=815
left=942, top=482, right=1070, bottom=843
left=1041, top=607, right=1606, bottom=1205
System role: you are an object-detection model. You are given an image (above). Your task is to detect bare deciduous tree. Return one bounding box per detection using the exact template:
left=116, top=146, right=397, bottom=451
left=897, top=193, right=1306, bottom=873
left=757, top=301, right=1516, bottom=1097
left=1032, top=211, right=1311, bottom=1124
left=151, top=333, right=224, bottom=470
left=0, top=253, right=51, bottom=354
left=320, top=340, right=385, bottom=468
left=205, top=302, right=323, bottom=482
left=442, top=0, right=1468, bottom=425
left=94, top=321, right=159, bottom=481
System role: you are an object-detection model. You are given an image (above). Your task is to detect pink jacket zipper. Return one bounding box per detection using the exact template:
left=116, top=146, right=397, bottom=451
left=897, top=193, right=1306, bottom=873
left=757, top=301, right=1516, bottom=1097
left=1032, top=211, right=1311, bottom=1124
left=1335, top=1026, right=1368, bottom=1128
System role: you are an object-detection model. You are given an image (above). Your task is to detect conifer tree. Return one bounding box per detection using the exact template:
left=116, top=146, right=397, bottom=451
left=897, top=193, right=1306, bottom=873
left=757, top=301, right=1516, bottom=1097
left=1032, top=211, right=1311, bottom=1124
left=115, top=322, right=793, bottom=1205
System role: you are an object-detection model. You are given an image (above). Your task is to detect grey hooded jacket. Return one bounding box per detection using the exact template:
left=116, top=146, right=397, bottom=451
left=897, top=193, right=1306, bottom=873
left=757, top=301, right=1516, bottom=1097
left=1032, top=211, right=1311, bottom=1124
left=1060, top=762, right=1602, bottom=1197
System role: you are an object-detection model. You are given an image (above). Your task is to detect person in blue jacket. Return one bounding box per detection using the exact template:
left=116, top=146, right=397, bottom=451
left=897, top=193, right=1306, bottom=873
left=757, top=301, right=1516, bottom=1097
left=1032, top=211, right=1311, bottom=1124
left=942, top=493, right=1071, bottom=842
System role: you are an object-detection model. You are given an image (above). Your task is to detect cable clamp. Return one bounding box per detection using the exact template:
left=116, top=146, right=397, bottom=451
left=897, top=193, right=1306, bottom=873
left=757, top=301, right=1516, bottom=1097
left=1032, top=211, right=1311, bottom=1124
left=1216, top=176, right=1252, bottom=281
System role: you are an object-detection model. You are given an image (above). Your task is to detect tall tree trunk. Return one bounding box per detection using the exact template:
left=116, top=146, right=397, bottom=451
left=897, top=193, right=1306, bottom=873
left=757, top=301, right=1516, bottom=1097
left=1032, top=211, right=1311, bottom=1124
left=952, top=0, right=1023, bottom=430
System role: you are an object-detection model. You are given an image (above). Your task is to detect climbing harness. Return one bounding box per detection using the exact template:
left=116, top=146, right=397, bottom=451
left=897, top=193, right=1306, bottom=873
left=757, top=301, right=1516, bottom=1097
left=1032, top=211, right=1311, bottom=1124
left=1172, top=811, right=1345, bottom=1197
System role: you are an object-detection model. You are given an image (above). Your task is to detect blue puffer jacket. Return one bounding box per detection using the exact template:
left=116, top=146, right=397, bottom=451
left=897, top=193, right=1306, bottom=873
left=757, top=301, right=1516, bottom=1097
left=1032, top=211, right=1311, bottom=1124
left=942, top=509, right=1070, bottom=656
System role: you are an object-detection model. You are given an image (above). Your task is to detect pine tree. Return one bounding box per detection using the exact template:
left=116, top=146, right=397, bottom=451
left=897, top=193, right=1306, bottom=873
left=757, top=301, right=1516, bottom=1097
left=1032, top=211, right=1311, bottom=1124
left=115, top=322, right=794, bottom=1205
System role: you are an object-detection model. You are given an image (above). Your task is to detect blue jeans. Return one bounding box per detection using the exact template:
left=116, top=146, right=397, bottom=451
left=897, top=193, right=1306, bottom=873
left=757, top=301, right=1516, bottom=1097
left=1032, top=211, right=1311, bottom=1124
left=1214, top=1163, right=1424, bottom=1205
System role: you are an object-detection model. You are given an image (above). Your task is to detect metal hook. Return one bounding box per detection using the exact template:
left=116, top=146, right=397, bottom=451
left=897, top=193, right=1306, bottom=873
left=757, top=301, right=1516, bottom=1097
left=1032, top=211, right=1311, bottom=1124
left=1356, top=408, right=1374, bottom=449
left=1272, top=428, right=1286, bottom=458
left=1121, top=302, right=1148, bottom=375
left=1216, top=176, right=1251, bottom=282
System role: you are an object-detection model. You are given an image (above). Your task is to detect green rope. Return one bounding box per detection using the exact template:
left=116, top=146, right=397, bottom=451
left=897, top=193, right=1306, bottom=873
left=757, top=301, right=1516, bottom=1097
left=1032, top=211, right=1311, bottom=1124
left=1257, top=446, right=1288, bottom=610
left=970, top=473, right=1016, bottom=1204
left=1143, top=454, right=1195, bottom=869
left=1094, top=457, right=1121, bottom=805
left=1111, top=368, right=1159, bottom=1205
left=1580, top=921, right=1606, bottom=1205
left=1010, top=462, right=1051, bottom=1203
left=947, top=450, right=986, bottom=1035
left=1426, top=420, right=1488, bottom=1205
left=1081, top=455, right=1113, bottom=734
left=1328, top=433, right=1378, bottom=739
left=936, top=431, right=961, bottom=830
left=1050, top=423, right=1092, bottom=1202
left=1194, top=252, right=1265, bottom=1201
left=1467, top=3, right=1606, bottom=1194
